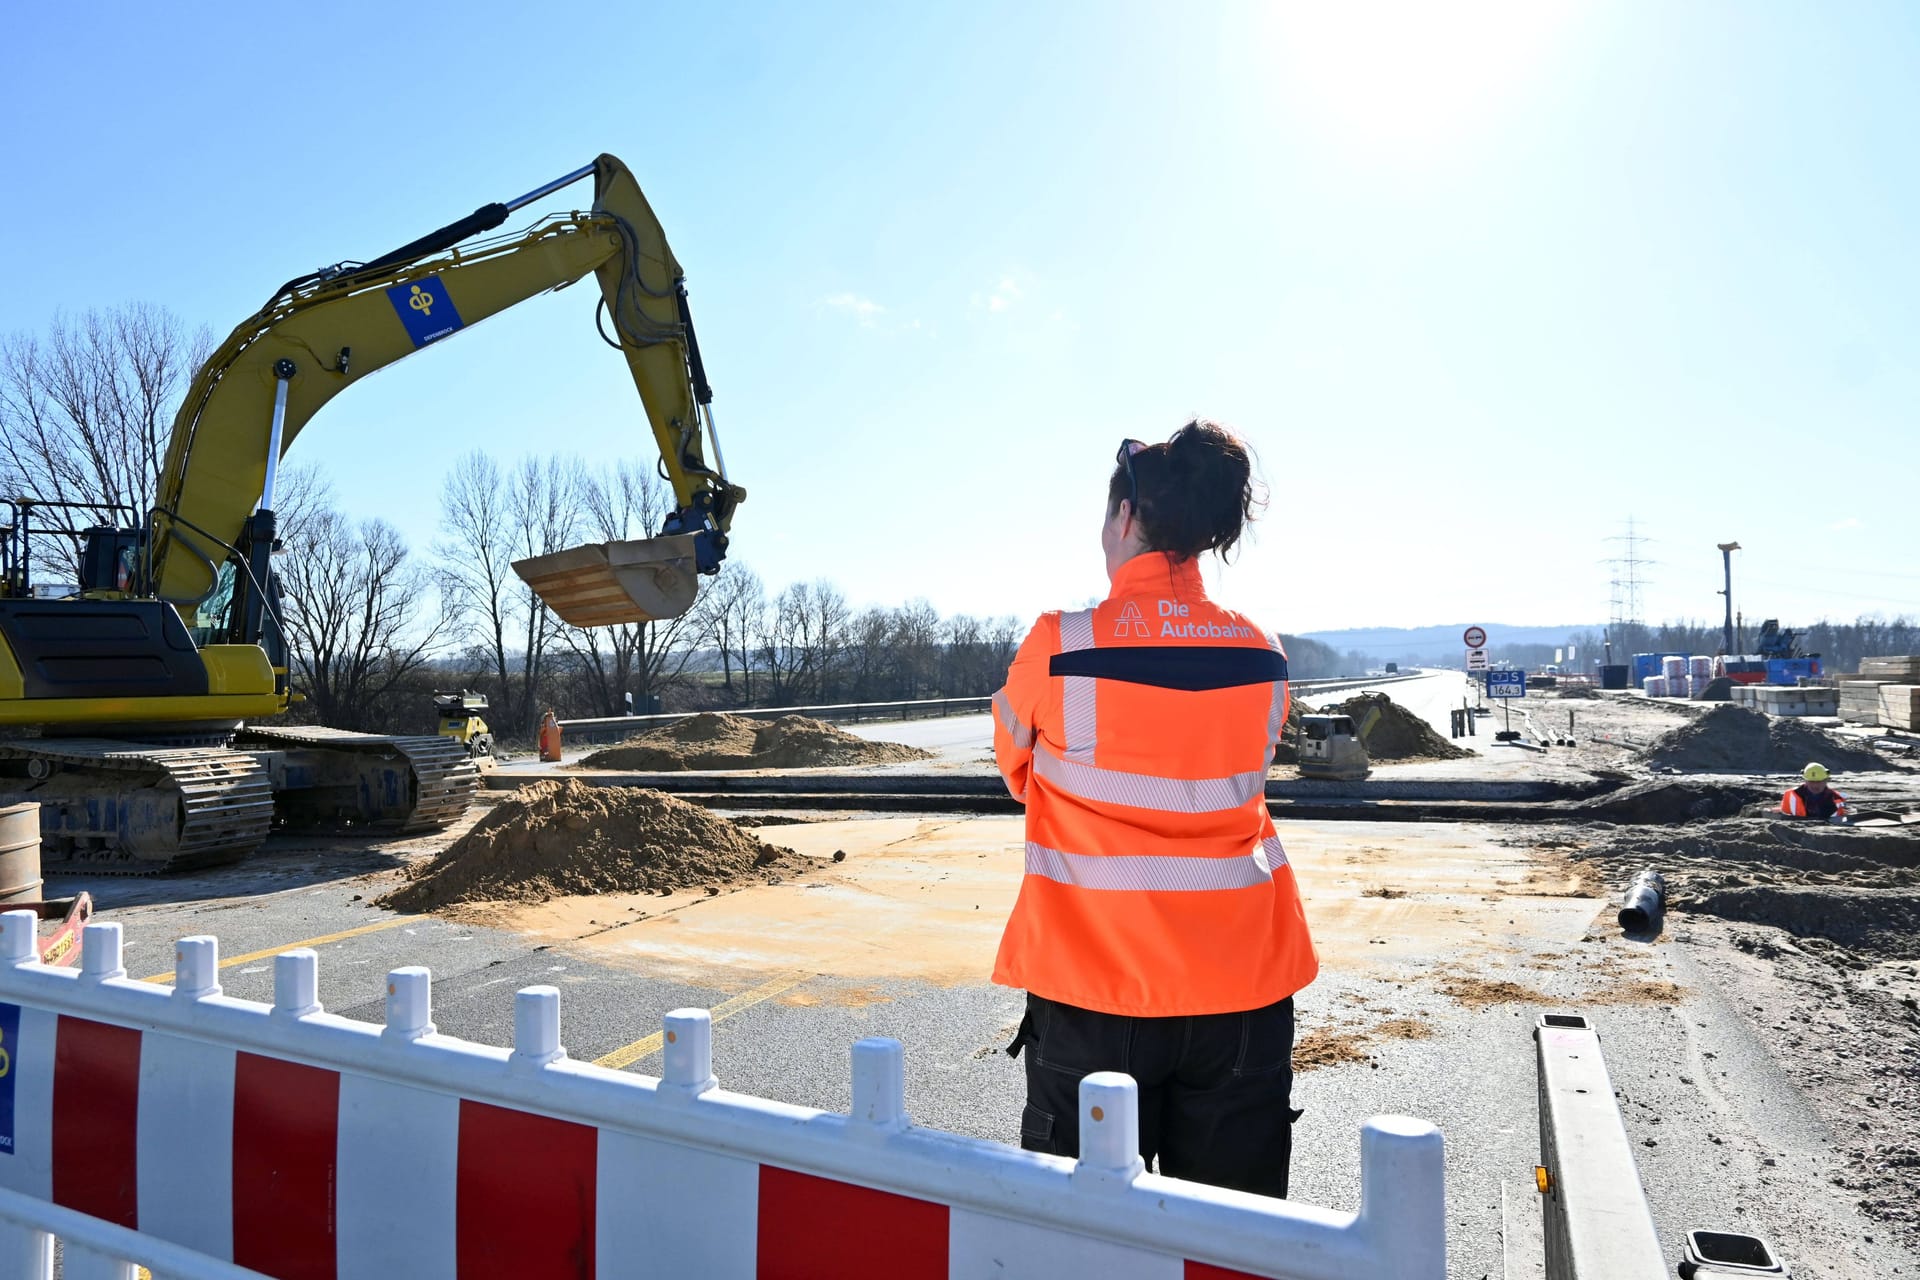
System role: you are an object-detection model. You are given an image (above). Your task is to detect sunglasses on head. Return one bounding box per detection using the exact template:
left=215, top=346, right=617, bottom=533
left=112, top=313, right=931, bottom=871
left=1117, top=438, right=1147, bottom=510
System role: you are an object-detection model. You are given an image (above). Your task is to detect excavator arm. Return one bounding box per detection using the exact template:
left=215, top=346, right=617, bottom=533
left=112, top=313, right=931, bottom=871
left=151, top=154, right=743, bottom=637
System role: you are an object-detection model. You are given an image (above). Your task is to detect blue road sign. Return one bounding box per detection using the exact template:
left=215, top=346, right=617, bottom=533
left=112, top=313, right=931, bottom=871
left=1485, top=669, right=1527, bottom=699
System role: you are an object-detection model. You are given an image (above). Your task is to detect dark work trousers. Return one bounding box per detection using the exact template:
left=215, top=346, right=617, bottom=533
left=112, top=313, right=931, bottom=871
left=1007, top=992, right=1298, bottom=1199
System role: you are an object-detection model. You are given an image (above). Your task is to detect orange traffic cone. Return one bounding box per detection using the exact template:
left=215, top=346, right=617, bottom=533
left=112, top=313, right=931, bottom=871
left=538, top=710, right=563, bottom=762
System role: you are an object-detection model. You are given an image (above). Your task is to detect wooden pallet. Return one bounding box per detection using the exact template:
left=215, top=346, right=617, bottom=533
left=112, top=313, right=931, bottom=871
left=1879, top=683, right=1920, bottom=732
left=1838, top=679, right=1890, bottom=725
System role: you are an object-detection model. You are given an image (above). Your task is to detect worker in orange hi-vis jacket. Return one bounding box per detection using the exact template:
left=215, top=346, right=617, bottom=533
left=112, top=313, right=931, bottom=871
left=1780, top=762, right=1849, bottom=823
left=991, top=419, right=1317, bottom=1200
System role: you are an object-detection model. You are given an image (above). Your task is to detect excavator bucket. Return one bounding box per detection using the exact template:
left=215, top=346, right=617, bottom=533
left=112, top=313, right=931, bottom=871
left=512, top=534, right=702, bottom=627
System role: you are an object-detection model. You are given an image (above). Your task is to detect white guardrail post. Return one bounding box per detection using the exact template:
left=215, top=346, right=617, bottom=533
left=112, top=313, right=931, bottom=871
left=0, top=912, right=1447, bottom=1278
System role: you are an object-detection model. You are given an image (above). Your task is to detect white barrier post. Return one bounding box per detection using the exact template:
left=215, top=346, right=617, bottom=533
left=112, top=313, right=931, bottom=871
left=0, top=913, right=49, bottom=1279
left=1355, top=1115, right=1448, bottom=1278
left=511, top=986, right=565, bottom=1070
left=272, top=949, right=321, bottom=1019
left=383, top=966, right=434, bottom=1041
left=58, top=1241, right=137, bottom=1280
left=0, top=916, right=1452, bottom=1278
left=1072, top=1072, right=1145, bottom=1191
left=0, top=909, right=33, bottom=966
left=660, top=1008, right=715, bottom=1099
left=849, top=1037, right=908, bottom=1134
left=79, top=922, right=124, bottom=982
left=171, top=937, right=220, bottom=1001
left=0, top=1227, right=49, bottom=1280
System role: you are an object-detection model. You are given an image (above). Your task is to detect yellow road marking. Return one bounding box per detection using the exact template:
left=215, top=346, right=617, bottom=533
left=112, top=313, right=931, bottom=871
left=138, top=915, right=416, bottom=984
left=594, top=969, right=814, bottom=1069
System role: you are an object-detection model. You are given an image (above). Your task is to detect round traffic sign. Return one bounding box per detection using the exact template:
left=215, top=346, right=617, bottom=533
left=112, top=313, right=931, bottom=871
left=1463, top=626, right=1487, bottom=649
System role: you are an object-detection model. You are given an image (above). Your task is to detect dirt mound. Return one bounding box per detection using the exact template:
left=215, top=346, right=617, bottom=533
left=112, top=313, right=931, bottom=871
left=1554, top=685, right=1599, bottom=700
left=1324, top=693, right=1473, bottom=761
left=577, top=712, right=932, bottom=771
left=1646, top=704, right=1894, bottom=774
left=1692, top=676, right=1733, bottom=702
left=1570, top=818, right=1920, bottom=961
left=380, top=779, right=805, bottom=911
left=1687, top=885, right=1920, bottom=956
left=1600, top=819, right=1920, bottom=878
left=1572, top=778, right=1764, bottom=824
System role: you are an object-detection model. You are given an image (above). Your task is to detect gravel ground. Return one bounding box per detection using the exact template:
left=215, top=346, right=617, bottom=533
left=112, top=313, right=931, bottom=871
left=1555, top=818, right=1920, bottom=1256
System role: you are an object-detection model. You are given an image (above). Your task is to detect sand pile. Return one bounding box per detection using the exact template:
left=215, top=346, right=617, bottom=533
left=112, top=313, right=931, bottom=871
left=380, top=779, right=805, bottom=911
left=1571, top=818, right=1920, bottom=960
left=577, top=712, right=933, bottom=772
left=1323, top=693, right=1473, bottom=761
left=1646, top=704, right=1894, bottom=774
left=1571, top=778, right=1763, bottom=824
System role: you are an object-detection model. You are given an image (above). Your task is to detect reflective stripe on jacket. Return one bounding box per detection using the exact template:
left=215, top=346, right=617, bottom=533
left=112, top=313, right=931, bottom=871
left=1780, top=785, right=1846, bottom=819
left=991, top=552, right=1319, bottom=1017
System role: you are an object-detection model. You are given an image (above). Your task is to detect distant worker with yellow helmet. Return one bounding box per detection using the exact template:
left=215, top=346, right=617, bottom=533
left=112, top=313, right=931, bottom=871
left=1780, top=763, right=1848, bottom=823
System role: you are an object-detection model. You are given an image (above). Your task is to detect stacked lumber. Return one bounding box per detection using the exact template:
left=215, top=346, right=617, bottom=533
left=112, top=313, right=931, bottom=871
left=1840, top=657, right=1920, bottom=725
left=1840, top=681, right=1890, bottom=724
left=1859, top=655, right=1920, bottom=681
left=1879, top=684, right=1920, bottom=732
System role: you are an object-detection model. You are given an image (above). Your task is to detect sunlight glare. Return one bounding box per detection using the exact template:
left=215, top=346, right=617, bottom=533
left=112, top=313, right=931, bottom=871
left=1263, top=1, right=1583, bottom=158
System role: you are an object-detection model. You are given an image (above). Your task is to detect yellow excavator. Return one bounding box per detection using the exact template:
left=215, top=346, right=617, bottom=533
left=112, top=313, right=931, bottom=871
left=0, top=154, right=744, bottom=871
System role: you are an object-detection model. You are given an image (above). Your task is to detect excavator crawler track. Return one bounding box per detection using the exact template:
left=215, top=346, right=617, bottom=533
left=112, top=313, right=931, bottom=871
left=235, top=726, right=481, bottom=833
left=0, top=739, right=275, bottom=874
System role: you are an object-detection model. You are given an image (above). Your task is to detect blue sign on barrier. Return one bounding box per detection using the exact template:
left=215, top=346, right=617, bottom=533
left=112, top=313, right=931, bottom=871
left=1485, top=670, right=1527, bottom=699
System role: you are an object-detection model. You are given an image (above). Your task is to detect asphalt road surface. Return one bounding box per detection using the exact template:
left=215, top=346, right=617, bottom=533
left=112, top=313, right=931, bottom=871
left=37, top=675, right=1920, bottom=1278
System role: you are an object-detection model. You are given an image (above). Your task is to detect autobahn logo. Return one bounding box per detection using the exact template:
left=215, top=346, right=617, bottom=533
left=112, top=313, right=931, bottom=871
left=1114, top=602, right=1149, bottom=638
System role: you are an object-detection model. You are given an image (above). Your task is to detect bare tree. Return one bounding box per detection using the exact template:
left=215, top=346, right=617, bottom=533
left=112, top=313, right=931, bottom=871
left=843, top=606, right=896, bottom=702
left=758, top=579, right=851, bottom=705
left=893, top=599, right=941, bottom=698
left=279, top=471, right=448, bottom=731
left=437, top=451, right=518, bottom=716
left=558, top=460, right=710, bottom=715
left=506, top=456, right=582, bottom=727
left=701, top=560, right=766, bottom=702
left=437, top=451, right=584, bottom=733
left=0, top=304, right=210, bottom=582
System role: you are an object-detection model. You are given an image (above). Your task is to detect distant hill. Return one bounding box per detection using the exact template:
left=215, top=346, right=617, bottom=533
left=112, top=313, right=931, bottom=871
left=1298, top=623, right=1602, bottom=665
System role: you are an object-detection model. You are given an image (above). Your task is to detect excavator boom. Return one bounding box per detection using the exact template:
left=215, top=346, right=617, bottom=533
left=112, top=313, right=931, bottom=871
left=152, top=153, right=742, bottom=629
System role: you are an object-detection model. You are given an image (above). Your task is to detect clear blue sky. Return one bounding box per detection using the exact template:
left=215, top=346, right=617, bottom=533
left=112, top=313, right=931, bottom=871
left=4, top=2, right=1916, bottom=635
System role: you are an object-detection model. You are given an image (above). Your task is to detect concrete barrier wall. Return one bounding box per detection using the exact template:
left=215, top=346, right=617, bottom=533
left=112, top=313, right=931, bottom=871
left=0, top=915, right=1445, bottom=1280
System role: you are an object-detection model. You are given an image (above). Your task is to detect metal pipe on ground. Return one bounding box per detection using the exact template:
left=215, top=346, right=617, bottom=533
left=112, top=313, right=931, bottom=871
left=1618, top=869, right=1666, bottom=935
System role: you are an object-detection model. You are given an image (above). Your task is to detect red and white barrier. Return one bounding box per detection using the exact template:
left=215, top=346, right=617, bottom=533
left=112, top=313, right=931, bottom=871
left=0, top=914, right=1446, bottom=1279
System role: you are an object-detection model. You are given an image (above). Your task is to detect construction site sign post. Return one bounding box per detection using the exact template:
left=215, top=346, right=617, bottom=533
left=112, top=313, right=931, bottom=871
left=1463, top=627, right=1489, bottom=679
left=1486, top=668, right=1525, bottom=741
left=1485, top=670, right=1526, bottom=698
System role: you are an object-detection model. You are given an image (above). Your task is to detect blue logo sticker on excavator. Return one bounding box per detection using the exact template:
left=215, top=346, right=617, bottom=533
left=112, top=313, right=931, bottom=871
left=386, top=275, right=466, bottom=348
left=0, top=1000, right=18, bottom=1154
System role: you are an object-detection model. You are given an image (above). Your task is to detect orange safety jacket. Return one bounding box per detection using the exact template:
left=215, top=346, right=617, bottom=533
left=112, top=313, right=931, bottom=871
left=991, top=552, right=1319, bottom=1017
left=1779, top=784, right=1847, bottom=820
